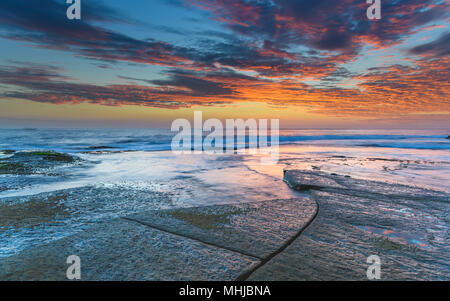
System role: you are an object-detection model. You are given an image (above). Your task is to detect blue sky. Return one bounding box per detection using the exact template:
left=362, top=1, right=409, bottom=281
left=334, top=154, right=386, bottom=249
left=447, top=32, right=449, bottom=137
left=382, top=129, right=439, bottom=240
left=0, top=0, right=448, bottom=128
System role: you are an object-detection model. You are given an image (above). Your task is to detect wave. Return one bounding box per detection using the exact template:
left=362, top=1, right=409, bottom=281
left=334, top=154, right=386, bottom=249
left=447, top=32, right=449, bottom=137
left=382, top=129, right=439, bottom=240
left=278, top=135, right=450, bottom=150
left=354, top=143, right=450, bottom=150
left=279, top=134, right=445, bottom=142
left=1, top=129, right=448, bottom=152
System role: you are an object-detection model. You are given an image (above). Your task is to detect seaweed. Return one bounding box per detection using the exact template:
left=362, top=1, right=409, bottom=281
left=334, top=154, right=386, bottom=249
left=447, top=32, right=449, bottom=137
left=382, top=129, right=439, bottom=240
left=0, top=162, right=28, bottom=174
left=26, top=151, right=75, bottom=163
left=0, top=151, right=78, bottom=175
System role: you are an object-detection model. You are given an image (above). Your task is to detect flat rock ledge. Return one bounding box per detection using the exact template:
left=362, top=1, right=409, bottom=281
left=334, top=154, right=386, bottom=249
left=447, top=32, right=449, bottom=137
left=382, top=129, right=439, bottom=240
left=0, top=198, right=317, bottom=281
left=248, top=170, right=450, bottom=280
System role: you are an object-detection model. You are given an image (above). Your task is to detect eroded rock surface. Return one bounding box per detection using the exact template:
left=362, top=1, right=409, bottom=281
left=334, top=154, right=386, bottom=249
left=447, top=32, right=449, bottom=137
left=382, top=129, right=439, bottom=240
left=0, top=219, right=259, bottom=281
left=249, top=170, right=449, bottom=280
left=0, top=198, right=317, bottom=280
left=128, top=198, right=317, bottom=259
left=0, top=185, right=177, bottom=257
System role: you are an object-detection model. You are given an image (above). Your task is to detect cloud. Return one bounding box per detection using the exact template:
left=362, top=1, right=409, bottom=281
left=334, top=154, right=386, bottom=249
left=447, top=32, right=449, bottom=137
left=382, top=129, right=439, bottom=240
left=410, top=32, right=450, bottom=57
left=0, top=0, right=448, bottom=119
left=190, top=0, right=449, bottom=53
left=0, top=0, right=195, bottom=68
left=121, top=70, right=234, bottom=96
left=1, top=57, right=448, bottom=118
left=0, top=63, right=238, bottom=108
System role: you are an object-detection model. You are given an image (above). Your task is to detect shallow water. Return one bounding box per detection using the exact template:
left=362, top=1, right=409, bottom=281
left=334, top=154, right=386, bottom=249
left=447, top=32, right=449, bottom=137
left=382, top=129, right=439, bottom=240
left=0, top=128, right=449, bottom=258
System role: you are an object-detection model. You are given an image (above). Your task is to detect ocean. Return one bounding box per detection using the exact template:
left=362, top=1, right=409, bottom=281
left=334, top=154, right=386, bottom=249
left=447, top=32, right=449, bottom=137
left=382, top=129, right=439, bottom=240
left=1, top=128, right=449, bottom=194
left=1, top=128, right=449, bottom=153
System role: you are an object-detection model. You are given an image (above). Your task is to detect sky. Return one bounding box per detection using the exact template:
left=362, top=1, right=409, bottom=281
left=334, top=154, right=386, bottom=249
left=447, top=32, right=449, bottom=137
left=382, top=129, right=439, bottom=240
left=0, top=0, right=449, bottom=129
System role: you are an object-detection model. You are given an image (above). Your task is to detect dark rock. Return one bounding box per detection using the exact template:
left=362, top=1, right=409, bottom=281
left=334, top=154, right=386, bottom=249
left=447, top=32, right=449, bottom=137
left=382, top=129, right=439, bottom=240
left=87, top=146, right=117, bottom=150
left=128, top=198, right=317, bottom=259
left=25, top=151, right=75, bottom=163
left=250, top=170, right=450, bottom=281
left=0, top=162, right=27, bottom=175
left=0, top=219, right=258, bottom=281
left=283, top=170, right=345, bottom=191
left=1, top=150, right=15, bottom=155
left=0, top=151, right=79, bottom=175
left=0, top=198, right=317, bottom=280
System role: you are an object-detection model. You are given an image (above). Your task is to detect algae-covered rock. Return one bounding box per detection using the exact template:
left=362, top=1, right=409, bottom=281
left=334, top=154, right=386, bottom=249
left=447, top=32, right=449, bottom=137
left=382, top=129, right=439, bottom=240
left=0, top=197, right=317, bottom=280
left=25, top=151, right=75, bottom=163
left=0, top=219, right=259, bottom=281
left=128, top=198, right=318, bottom=259
left=1, top=150, right=15, bottom=155
left=0, top=162, right=27, bottom=174
left=0, top=193, right=70, bottom=230
left=0, top=151, right=78, bottom=175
